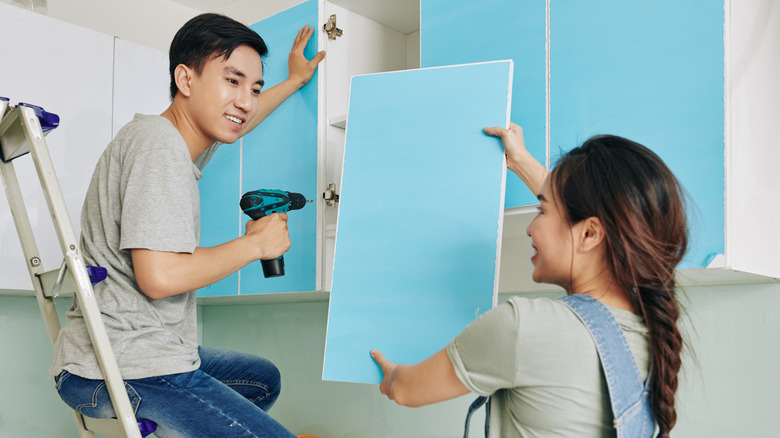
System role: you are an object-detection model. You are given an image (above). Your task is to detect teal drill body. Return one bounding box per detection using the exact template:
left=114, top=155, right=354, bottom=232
left=239, top=189, right=308, bottom=278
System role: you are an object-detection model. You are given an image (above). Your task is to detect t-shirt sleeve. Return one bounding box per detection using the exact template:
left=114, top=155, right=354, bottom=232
left=447, top=299, right=521, bottom=395
left=119, top=145, right=198, bottom=253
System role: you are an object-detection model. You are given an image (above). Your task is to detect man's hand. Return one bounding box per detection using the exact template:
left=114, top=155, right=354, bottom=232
left=244, top=212, right=291, bottom=261
left=288, top=25, right=326, bottom=88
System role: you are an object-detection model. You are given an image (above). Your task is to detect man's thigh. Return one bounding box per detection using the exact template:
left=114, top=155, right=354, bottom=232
left=131, top=368, right=294, bottom=438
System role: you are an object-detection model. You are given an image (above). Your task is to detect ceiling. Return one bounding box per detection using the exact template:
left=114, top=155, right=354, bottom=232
left=0, top=0, right=419, bottom=52
left=168, top=0, right=420, bottom=34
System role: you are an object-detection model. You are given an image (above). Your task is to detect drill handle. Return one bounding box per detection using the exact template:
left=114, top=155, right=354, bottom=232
left=261, top=257, right=285, bottom=278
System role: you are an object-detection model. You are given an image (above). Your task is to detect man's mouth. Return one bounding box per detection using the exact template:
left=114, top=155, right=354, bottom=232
left=226, top=114, right=244, bottom=125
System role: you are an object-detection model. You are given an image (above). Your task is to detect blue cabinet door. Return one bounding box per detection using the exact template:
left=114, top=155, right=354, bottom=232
left=241, top=0, right=319, bottom=294
left=324, top=61, right=512, bottom=383
left=199, top=142, right=241, bottom=297
left=198, top=0, right=320, bottom=297
left=421, top=0, right=547, bottom=208
left=550, top=1, right=724, bottom=269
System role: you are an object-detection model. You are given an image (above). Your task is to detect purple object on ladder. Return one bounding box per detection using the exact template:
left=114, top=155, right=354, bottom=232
left=18, top=102, right=59, bottom=132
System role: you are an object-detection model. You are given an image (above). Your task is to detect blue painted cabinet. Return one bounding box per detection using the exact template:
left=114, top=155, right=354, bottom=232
left=550, top=1, right=724, bottom=270
left=198, top=140, right=241, bottom=297
left=198, top=0, right=418, bottom=297
left=199, top=0, right=777, bottom=297
left=421, top=0, right=547, bottom=208
left=241, top=1, right=320, bottom=294
left=199, top=0, right=320, bottom=297
left=423, top=0, right=726, bottom=271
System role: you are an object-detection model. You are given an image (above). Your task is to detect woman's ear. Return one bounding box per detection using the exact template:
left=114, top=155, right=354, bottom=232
left=576, top=216, right=606, bottom=253
left=173, top=64, right=194, bottom=98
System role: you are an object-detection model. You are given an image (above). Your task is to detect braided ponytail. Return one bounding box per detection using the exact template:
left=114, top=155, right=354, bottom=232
left=551, top=135, right=688, bottom=436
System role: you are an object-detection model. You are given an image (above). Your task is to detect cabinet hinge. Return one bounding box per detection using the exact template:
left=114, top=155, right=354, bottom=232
left=323, top=183, right=340, bottom=207
left=323, top=14, right=343, bottom=40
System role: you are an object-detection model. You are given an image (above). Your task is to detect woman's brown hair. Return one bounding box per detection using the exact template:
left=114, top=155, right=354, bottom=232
left=550, top=135, right=688, bottom=437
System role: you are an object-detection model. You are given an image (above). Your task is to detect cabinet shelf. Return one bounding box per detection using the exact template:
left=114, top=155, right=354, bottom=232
left=198, top=290, right=330, bottom=306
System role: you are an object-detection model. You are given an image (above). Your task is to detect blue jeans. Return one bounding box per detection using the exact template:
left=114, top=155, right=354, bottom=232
left=55, top=346, right=296, bottom=438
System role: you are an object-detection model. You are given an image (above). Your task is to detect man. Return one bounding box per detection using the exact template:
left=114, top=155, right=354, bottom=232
left=51, top=13, right=324, bottom=437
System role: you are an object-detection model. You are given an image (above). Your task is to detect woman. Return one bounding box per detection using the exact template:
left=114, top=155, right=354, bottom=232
left=371, top=123, right=686, bottom=438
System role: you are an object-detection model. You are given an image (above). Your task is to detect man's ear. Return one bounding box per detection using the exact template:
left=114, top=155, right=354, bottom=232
left=576, top=216, right=606, bottom=253
left=173, top=64, right=194, bottom=98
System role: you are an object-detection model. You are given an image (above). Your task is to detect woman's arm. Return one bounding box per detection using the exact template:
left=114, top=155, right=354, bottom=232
left=484, top=122, right=547, bottom=196
left=371, top=348, right=470, bottom=407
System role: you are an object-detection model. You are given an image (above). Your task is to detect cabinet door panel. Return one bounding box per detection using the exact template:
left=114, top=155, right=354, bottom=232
left=324, top=61, right=512, bottom=383
left=199, top=144, right=241, bottom=297
left=550, top=0, right=724, bottom=269
left=421, top=0, right=546, bottom=208
left=241, top=0, right=320, bottom=294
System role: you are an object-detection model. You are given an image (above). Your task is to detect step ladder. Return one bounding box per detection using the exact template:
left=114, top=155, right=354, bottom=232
left=0, top=97, right=152, bottom=438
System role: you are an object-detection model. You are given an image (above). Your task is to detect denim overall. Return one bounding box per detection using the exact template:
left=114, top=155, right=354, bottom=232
left=463, top=294, right=655, bottom=438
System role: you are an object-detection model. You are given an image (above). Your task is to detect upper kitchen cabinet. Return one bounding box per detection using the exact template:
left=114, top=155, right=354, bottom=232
left=499, top=1, right=779, bottom=293
left=550, top=1, right=724, bottom=271
left=421, top=0, right=546, bottom=209
left=198, top=0, right=421, bottom=298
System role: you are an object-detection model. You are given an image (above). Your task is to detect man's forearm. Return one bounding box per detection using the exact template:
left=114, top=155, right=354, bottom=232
left=132, top=237, right=257, bottom=299
left=243, top=79, right=302, bottom=135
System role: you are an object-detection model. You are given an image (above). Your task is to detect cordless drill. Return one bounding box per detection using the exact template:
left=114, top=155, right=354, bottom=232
left=240, top=189, right=309, bottom=278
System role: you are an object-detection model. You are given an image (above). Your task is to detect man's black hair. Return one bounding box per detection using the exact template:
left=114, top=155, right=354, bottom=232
left=168, top=13, right=268, bottom=100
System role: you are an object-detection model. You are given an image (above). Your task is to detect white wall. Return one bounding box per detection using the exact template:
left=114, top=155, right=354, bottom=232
left=0, top=2, right=114, bottom=290
left=0, top=2, right=169, bottom=291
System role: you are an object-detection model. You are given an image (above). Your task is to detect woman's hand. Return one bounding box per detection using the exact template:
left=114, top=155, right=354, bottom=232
left=371, top=349, right=400, bottom=400
left=484, top=122, right=547, bottom=196
left=371, top=348, right=470, bottom=407
left=484, top=122, right=529, bottom=166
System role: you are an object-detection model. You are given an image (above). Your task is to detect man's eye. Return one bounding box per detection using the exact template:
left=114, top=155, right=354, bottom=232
left=228, top=78, right=238, bottom=85
left=252, top=88, right=262, bottom=96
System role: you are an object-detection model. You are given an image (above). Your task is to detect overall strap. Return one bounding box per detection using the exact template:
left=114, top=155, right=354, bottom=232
left=463, top=395, right=491, bottom=438
left=559, top=294, right=647, bottom=422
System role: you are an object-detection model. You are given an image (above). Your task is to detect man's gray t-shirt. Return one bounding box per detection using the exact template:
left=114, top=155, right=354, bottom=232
left=447, top=296, right=649, bottom=438
left=50, top=114, right=219, bottom=380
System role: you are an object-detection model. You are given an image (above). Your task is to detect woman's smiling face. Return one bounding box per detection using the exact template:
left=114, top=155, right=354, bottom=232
left=525, top=176, right=575, bottom=288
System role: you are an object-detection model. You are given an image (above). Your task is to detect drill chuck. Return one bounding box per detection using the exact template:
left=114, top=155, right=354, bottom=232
left=287, top=192, right=307, bottom=211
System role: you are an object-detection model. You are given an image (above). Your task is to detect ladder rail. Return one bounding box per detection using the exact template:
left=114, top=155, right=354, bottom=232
left=0, top=155, right=62, bottom=345
left=0, top=104, right=143, bottom=438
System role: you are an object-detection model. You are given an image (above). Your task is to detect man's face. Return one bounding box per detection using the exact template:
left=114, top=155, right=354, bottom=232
left=187, top=44, right=264, bottom=145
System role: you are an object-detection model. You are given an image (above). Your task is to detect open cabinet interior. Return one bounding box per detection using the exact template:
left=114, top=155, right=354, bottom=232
left=320, top=0, right=420, bottom=291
